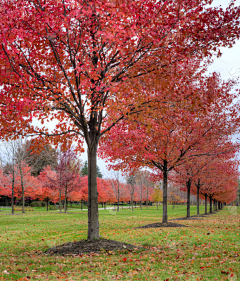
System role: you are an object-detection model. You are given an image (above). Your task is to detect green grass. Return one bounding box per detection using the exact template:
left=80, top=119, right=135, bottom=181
left=0, top=205, right=239, bottom=280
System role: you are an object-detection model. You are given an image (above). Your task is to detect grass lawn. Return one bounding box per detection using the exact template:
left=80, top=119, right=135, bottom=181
left=0, top=205, right=239, bottom=280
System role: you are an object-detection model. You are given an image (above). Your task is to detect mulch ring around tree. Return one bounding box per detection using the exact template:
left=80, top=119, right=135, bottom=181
left=45, top=238, right=140, bottom=256
left=136, top=222, right=189, bottom=229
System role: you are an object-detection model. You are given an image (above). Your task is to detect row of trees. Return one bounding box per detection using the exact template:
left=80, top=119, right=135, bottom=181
left=0, top=141, right=159, bottom=213
left=0, top=0, right=240, bottom=240
left=1, top=138, right=236, bottom=218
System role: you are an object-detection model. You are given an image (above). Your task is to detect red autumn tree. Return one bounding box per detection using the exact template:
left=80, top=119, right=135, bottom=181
left=100, top=70, right=239, bottom=223
left=173, top=140, right=239, bottom=217
left=107, top=171, right=129, bottom=211
left=37, top=165, right=59, bottom=210
left=192, top=158, right=239, bottom=213
left=14, top=163, right=40, bottom=201
left=1, top=0, right=240, bottom=240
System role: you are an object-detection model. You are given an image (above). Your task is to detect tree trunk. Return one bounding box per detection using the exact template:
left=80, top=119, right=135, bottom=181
left=209, top=196, right=212, bottom=213
left=186, top=179, right=191, bottom=218
left=197, top=181, right=200, bottom=215
left=162, top=161, right=168, bottom=224
left=131, top=195, right=134, bottom=211
left=81, top=200, right=83, bottom=210
left=140, top=184, right=142, bottom=210
left=59, top=190, right=62, bottom=213
left=64, top=186, right=67, bottom=213
left=146, top=187, right=149, bottom=210
left=19, top=161, right=25, bottom=214
left=11, top=169, right=14, bottom=215
left=117, top=181, right=120, bottom=212
left=205, top=194, right=207, bottom=215
left=47, top=198, right=49, bottom=211
left=87, top=144, right=99, bottom=241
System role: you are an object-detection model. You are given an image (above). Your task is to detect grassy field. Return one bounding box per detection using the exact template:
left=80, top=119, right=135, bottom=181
left=0, top=205, right=239, bottom=280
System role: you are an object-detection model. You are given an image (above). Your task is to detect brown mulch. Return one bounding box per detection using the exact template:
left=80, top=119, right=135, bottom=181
left=136, top=222, right=188, bottom=229
left=46, top=238, right=139, bottom=256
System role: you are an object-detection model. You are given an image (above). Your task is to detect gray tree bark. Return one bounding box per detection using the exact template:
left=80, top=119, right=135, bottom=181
left=87, top=144, right=99, bottom=241
left=205, top=194, right=208, bottom=214
left=162, top=160, right=168, bottom=223
left=186, top=179, right=191, bottom=218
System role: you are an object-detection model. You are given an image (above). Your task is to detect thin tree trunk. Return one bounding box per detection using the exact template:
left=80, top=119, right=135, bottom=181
left=146, top=186, right=149, bottom=210
left=64, top=195, right=67, bottom=213
left=187, top=179, right=191, bottom=218
left=131, top=195, right=134, bottom=211
left=205, top=194, right=208, bottom=215
left=47, top=198, right=49, bottom=211
left=197, top=181, right=200, bottom=216
left=117, top=181, right=120, bottom=212
left=140, top=184, right=142, bottom=210
left=87, top=144, right=99, bottom=241
left=162, top=161, right=168, bottom=224
left=209, top=196, right=212, bottom=213
left=11, top=169, right=14, bottom=215
left=59, top=190, right=62, bottom=213
left=19, top=161, right=25, bottom=213
left=64, top=185, right=67, bottom=213
left=81, top=200, right=83, bottom=210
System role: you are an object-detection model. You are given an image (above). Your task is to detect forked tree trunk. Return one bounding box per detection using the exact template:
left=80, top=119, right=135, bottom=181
left=87, top=144, right=99, bottom=241
left=205, top=194, right=207, bottom=214
left=186, top=179, right=191, bottom=218
left=162, top=161, right=168, bottom=224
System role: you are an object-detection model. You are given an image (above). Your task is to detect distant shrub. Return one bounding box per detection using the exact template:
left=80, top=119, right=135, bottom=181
left=13, top=206, right=34, bottom=211
left=49, top=205, right=57, bottom=210
left=30, top=201, right=46, bottom=207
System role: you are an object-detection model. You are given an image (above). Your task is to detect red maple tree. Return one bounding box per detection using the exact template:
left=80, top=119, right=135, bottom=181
left=1, top=0, right=240, bottom=239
